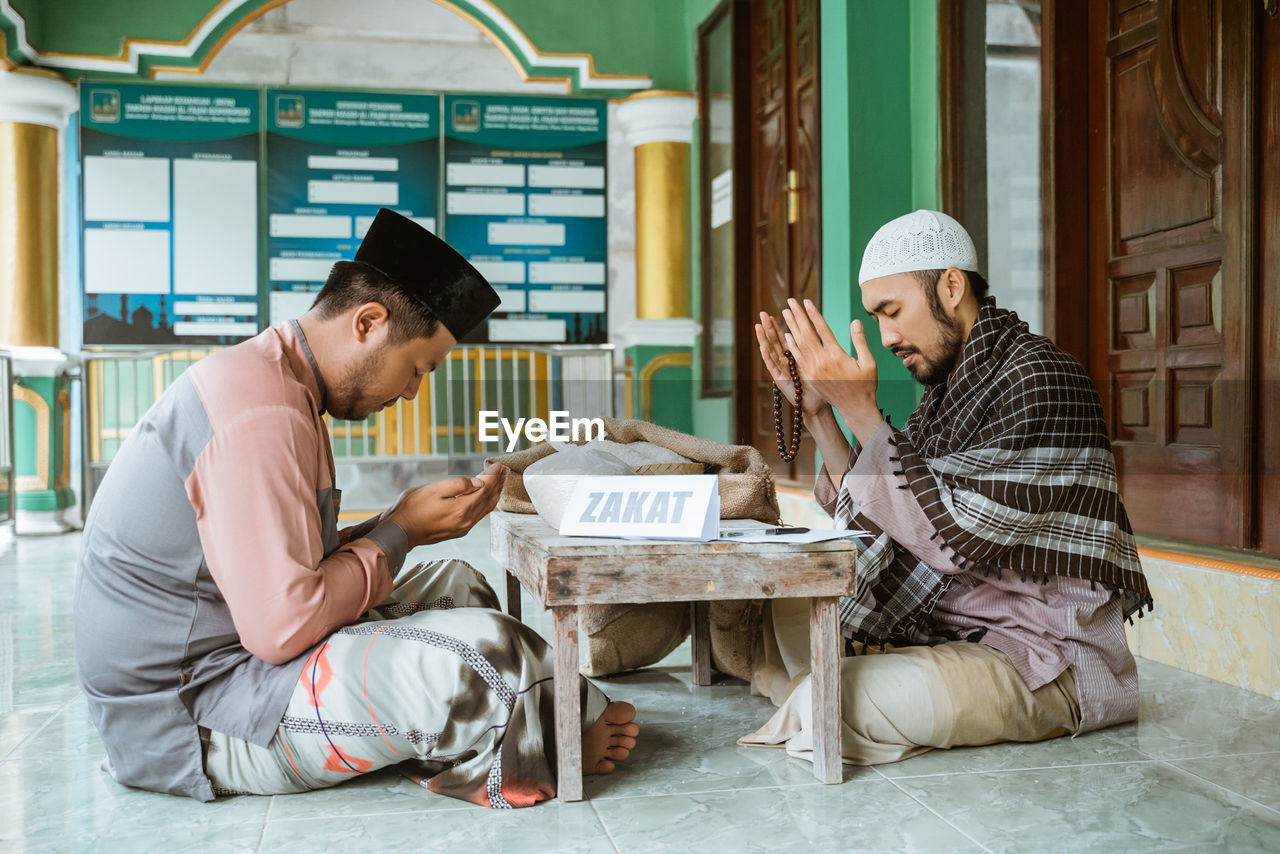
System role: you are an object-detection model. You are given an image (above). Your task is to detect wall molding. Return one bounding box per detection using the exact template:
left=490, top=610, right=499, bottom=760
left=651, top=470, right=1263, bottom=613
left=1137, top=546, right=1280, bottom=583
left=0, top=0, right=652, bottom=93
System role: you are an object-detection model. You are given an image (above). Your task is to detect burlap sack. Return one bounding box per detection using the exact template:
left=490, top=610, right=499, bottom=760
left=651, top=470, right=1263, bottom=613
left=487, top=418, right=778, bottom=680
left=487, top=417, right=781, bottom=524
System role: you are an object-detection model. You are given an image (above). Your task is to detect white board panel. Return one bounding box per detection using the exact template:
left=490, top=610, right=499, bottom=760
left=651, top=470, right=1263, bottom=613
left=492, top=288, right=527, bottom=313
left=487, top=223, right=565, bottom=246
left=83, top=156, right=170, bottom=222
left=527, top=164, right=604, bottom=189
left=447, top=192, right=525, bottom=216
left=84, top=228, right=170, bottom=294
left=527, top=194, right=605, bottom=218
left=307, top=180, right=399, bottom=205
left=471, top=261, right=525, bottom=284
left=269, top=289, right=319, bottom=326
left=174, top=320, right=259, bottom=337
left=528, top=289, right=606, bottom=313
left=173, top=159, right=258, bottom=295
left=270, top=214, right=352, bottom=239
left=446, top=162, right=525, bottom=186
left=270, top=257, right=337, bottom=282
left=307, top=155, right=398, bottom=172
left=487, top=318, right=567, bottom=342
left=528, top=261, right=606, bottom=285
left=173, top=301, right=258, bottom=317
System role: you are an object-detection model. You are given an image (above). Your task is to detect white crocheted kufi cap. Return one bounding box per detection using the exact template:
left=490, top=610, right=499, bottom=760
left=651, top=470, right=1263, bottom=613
left=858, top=209, right=979, bottom=285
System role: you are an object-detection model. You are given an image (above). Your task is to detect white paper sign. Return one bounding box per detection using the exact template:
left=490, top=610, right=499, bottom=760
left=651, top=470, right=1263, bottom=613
left=558, top=475, right=720, bottom=541
left=710, top=168, right=733, bottom=228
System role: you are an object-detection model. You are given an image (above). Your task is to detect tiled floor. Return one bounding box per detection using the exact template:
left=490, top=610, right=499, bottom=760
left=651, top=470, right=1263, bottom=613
left=3, top=520, right=1280, bottom=853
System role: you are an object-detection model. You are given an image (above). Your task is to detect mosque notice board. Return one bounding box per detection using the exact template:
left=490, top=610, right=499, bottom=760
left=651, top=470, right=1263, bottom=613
left=443, top=95, right=608, bottom=344
left=264, top=89, right=441, bottom=327
left=78, top=82, right=261, bottom=347
left=77, top=86, right=609, bottom=348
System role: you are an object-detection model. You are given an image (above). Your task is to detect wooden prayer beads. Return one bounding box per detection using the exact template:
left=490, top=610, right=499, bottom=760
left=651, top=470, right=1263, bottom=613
left=774, top=350, right=804, bottom=463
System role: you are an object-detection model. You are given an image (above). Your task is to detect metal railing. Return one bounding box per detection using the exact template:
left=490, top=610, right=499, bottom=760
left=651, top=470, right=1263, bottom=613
left=0, top=352, right=13, bottom=529
left=80, top=344, right=615, bottom=510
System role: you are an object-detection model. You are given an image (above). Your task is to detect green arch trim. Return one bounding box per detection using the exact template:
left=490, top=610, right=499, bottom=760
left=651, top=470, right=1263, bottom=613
left=0, top=0, right=652, bottom=93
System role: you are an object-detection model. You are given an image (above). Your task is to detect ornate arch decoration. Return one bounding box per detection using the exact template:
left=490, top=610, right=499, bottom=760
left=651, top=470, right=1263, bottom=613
left=0, top=0, right=651, bottom=93
left=1148, top=0, right=1223, bottom=176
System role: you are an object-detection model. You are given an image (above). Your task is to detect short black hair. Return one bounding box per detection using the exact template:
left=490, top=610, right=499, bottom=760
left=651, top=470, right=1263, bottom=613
left=909, top=268, right=990, bottom=302
left=311, top=260, right=441, bottom=344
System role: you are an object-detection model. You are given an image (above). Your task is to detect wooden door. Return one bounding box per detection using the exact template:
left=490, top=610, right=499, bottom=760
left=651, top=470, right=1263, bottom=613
left=743, top=0, right=822, bottom=483
left=1086, top=0, right=1257, bottom=548
left=1258, top=5, right=1279, bottom=554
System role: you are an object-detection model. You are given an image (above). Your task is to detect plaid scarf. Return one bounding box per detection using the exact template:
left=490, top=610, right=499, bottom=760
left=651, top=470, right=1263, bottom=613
left=836, top=298, right=1152, bottom=645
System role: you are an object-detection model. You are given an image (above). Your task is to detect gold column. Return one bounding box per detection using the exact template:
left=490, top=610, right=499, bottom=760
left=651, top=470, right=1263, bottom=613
left=635, top=140, right=691, bottom=319
left=0, top=119, right=59, bottom=347
left=618, top=92, right=697, bottom=321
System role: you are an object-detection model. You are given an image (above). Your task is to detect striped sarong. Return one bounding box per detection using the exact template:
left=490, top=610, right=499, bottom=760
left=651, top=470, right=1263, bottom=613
left=203, top=558, right=606, bottom=808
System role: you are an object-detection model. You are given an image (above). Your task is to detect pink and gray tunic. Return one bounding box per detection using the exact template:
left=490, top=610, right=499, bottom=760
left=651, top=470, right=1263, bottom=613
left=74, top=321, right=407, bottom=801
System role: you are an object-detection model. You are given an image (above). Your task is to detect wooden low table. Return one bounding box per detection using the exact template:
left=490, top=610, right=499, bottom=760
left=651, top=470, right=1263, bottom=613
left=489, top=511, right=860, bottom=801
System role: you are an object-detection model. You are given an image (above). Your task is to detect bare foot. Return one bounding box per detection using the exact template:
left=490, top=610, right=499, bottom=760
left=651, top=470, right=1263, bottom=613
left=583, top=701, right=639, bottom=774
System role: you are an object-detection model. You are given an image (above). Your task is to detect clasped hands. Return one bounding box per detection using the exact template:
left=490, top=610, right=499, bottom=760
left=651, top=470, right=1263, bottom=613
left=384, top=461, right=509, bottom=548
left=754, top=298, right=884, bottom=445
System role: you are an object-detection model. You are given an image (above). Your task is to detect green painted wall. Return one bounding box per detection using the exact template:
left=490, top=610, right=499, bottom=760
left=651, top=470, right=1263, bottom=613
left=819, top=0, right=936, bottom=463
left=497, top=0, right=696, bottom=90
left=11, top=0, right=211, bottom=55
left=6, top=0, right=274, bottom=74
left=910, top=0, right=940, bottom=212
left=4, top=0, right=700, bottom=89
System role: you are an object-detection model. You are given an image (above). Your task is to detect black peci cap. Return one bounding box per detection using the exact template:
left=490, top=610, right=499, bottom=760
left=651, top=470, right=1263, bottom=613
left=354, top=208, right=500, bottom=339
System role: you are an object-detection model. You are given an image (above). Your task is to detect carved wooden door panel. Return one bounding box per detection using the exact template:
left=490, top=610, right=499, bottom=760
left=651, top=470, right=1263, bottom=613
left=745, top=0, right=822, bottom=482
left=1258, top=7, right=1279, bottom=555
left=1087, top=0, right=1256, bottom=547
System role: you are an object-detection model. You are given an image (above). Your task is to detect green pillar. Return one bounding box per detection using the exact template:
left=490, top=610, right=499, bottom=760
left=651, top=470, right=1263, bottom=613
left=625, top=343, right=694, bottom=435
left=12, top=353, right=77, bottom=531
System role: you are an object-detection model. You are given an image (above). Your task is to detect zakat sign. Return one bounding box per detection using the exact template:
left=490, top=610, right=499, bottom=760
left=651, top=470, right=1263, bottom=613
left=558, top=475, right=720, bottom=541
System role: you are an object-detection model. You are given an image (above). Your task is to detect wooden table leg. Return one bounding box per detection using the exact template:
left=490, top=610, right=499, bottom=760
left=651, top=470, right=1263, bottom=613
left=691, top=601, right=712, bottom=686
left=552, top=606, right=583, bottom=801
left=809, top=596, right=842, bottom=784
left=504, top=569, right=522, bottom=620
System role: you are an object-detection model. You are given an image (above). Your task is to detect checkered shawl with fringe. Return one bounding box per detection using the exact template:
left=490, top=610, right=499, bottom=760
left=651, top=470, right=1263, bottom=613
left=835, top=299, right=1152, bottom=646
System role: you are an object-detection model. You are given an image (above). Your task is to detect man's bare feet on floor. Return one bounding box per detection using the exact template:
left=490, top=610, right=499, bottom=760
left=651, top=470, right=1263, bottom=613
left=583, top=701, right=639, bottom=774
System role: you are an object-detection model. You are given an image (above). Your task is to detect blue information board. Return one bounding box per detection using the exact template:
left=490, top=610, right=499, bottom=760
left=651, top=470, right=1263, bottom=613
left=442, top=95, right=608, bottom=344
left=77, top=86, right=608, bottom=348
left=79, top=83, right=261, bottom=346
left=264, top=89, right=441, bottom=326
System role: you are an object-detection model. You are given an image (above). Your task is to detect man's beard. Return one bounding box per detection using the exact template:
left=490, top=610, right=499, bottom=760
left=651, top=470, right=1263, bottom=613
left=898, top=285, right=966, bottom=386
left=327, top=347, right=387, bottom=421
